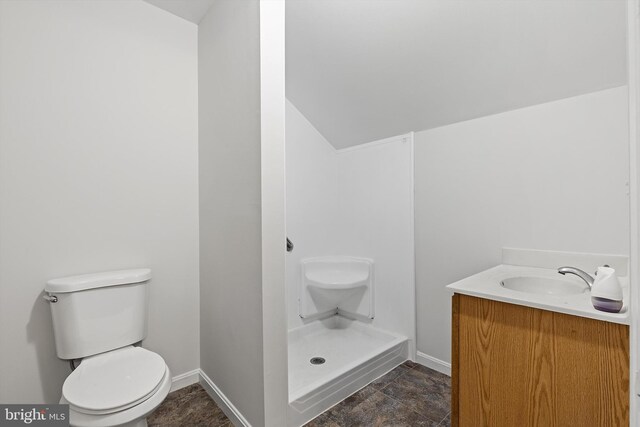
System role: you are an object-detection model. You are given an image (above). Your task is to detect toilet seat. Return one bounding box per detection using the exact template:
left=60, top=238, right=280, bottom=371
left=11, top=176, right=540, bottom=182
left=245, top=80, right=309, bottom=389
left=62, top=366, right=171, bottom=427
left=63, top=346, right=167, bottom=415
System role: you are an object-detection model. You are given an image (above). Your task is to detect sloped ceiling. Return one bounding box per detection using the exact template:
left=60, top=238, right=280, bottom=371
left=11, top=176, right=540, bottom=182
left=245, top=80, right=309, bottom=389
left=144, top=0, right=215, bottom=24
left=286, top=0, right=627, bottom=149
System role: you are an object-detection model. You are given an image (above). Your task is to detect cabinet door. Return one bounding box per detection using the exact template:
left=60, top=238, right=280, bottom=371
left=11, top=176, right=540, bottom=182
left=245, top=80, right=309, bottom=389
left=452, top=294, right=629, bottom=427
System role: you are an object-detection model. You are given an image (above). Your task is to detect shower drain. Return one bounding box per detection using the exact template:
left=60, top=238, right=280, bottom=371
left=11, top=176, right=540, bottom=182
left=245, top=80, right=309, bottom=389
left=310, top=357, right=326, bottom=365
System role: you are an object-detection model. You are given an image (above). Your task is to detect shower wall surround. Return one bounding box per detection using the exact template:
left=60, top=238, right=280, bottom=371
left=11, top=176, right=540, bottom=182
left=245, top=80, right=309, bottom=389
left=285, top=100, right=416, bottom=353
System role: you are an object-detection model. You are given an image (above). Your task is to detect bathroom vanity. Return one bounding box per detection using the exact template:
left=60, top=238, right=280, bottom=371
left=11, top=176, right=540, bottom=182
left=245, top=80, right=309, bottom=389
left=451, top=294, right=628, bottom=427
left=448, top=251, right=630, bottom=427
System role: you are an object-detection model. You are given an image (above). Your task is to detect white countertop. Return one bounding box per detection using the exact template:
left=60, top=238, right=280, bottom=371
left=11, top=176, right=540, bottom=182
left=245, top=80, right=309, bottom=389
left=446, top=264, right=630, bottom=325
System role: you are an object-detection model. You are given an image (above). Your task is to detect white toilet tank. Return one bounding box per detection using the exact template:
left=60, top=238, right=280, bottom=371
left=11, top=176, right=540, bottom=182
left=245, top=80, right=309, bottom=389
left=44, top=269, right=152, bottom=360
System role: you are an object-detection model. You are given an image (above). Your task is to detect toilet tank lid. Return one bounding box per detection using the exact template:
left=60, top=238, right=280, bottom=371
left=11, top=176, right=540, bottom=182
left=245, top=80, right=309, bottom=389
left=45, top=268, right=151, bottom=293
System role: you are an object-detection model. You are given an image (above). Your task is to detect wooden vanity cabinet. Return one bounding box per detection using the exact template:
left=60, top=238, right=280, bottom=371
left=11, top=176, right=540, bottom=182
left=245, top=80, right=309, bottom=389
left=451, top=294, right=629, bottom=427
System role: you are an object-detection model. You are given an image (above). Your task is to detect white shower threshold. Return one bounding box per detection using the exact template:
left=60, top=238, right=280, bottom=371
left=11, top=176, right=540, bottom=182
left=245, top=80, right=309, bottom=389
left=287, top=315, right=408, bottom=426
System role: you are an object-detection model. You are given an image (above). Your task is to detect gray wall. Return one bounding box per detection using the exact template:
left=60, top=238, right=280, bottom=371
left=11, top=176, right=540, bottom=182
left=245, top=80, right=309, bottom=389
left=414, top=87, right=630, bottom=365
left=0, top=0, right=200, bottom=403
left=198, top=1, right=265, bottom=425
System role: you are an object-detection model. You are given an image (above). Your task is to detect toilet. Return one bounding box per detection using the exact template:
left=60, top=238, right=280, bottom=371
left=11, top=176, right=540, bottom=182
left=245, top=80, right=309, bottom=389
left=44, top=269, right=171, bottom=427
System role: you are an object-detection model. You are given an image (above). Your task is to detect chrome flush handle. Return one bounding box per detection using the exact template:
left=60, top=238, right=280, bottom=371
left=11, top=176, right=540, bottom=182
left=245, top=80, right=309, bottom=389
left=42, top=294, right=58, bottom=303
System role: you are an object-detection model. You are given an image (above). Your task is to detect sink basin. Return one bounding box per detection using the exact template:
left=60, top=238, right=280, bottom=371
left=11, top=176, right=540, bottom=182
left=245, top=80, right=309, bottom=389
left=500, top=276, right=587, bottom=296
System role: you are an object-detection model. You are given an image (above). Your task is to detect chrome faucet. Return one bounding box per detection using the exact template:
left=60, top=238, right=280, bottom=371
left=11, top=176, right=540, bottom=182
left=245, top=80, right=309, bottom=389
left=557, top=266, right=594, bottom=289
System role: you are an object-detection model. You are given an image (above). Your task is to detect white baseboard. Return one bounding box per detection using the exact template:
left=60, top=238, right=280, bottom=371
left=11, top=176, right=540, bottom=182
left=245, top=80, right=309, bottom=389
left=415, top=351, right=451, bottom=377
left=170, top=369, right=201, bottom=393
left=198, top=369, right=251, bottom=427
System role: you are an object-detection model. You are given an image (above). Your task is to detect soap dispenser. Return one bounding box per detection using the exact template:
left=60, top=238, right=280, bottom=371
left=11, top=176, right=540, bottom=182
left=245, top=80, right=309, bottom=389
left=591, top=266, right=623, bottom=313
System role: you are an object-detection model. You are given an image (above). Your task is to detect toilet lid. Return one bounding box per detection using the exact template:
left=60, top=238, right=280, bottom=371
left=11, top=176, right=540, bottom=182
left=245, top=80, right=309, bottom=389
left=63, top=346, right=167, bottom=414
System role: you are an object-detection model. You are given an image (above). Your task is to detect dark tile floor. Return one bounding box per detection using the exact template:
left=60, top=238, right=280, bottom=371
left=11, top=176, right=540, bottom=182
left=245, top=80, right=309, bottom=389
left=149, top=383, right=232, bottom=427
left=149, top=361, right=451, bottom=427
left=305, top=361, right=451, bottom=427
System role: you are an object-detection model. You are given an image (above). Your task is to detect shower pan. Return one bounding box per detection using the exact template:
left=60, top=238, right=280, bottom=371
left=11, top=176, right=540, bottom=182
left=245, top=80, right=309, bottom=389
left=287, top=257, right=409, bottom=425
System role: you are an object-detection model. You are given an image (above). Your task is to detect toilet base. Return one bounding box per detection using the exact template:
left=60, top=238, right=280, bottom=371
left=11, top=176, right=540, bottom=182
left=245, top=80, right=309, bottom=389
left=118, top=418, right=147, bottom=427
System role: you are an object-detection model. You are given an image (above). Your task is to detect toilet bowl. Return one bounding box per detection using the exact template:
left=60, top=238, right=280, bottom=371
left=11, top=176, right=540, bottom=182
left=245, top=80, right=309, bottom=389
left=60, top=346, right=171, bottom=427
left=44, top=269, right=170, bottom=427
